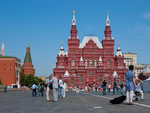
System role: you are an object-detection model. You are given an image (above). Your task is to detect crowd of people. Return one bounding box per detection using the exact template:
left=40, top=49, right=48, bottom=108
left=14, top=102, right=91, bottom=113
left=30, top=74, right=68, bottom=102
left=28, top=65, right=144, bottom=105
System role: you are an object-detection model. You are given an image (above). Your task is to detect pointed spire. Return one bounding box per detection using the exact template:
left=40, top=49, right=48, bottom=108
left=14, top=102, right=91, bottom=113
left=1, top=43, right=4, bottom=56
left=59, top=42, right=65, bottom=56
left=116, top=42, right=122, bottom=56
left=72, top=10, right=76, bottom=25
left=106, top=11, right=110, bottom=26
left=70, top=10, right=78, bottom=39
left=104, top=11, right=112, bottom=39
left=112, top=71, right=118, bottom=77
left=80, top=56, right=83, bottom=62
left=24, top=44, right=32, bottom=63
left=64, top=70, right=69, bottom=77
left=99, top=56, right=102, bottom=62
left=61, top=42, right=64, bottom=49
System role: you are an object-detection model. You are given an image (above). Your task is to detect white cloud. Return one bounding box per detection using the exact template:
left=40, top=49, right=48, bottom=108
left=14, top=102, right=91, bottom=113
left=142, top=12, right=150, bottom=19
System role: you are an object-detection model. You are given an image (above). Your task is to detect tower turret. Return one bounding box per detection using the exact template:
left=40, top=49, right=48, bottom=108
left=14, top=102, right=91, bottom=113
left=102, top=12, right=114, bottom=68
left=22, top=44, right=35, bottom=75
left=104, top=12, right=112, bottom=40
left=70, top=10, right=78, bottom=39
left=116, top=42, right=123, bottom=57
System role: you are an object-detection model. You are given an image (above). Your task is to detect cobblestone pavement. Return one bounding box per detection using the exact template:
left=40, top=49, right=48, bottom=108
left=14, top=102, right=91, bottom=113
left=0, top=90, right=150, bottom=113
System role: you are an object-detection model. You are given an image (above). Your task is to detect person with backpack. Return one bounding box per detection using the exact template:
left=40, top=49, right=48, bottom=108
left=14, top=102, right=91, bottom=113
left=50, top=75, right=58, bottom=102
left=32, top=83, right=37, bottom=97
left=40, top=83, right=45, bottom=96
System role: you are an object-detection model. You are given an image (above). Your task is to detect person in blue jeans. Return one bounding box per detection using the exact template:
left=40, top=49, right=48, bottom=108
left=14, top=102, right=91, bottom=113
left=113, top=79, right=118, bottom=95
left=58, top=76, right=64, bottom=98
left=120, top=79, right=124, bottom=95
left=102, top=80, right=107, bottom=95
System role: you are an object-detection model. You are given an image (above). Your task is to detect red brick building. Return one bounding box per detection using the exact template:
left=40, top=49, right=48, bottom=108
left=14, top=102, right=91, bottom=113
left=22, top=44, right=35, bottom=75
left=53, top=12, right=127, bottom=89
left=0, top=56, right=21, bottom=87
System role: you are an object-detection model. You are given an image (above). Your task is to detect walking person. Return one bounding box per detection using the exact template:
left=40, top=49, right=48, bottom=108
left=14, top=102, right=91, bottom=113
left=113, top=79, right=118, bottom=95
left=126, top=65, right=136, bottom=105
left=46, top=76, right=51, bottom=102
left=40, top=83, right=45, bottom=96
left=50, top=75, right=58, bottom=102
left=58, top=76, right=63, bottom=98
left=108, top=84, right=111, bottom=93
left=102, top=80, right=107, bottom=95
left=120, top=79, right=124, bottom=95
left=32, top=83, right=37, bottom=97
left=62, top=82, right=67, bottom=98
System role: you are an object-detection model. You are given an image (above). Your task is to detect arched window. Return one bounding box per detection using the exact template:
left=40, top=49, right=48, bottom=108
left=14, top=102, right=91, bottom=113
left=71, top=79, right=74, bottom=85
left=94, top=60, right=97, bottom=66
left=99, top=76, right=103, bottom=83
left=107, top=59, right=111, bottom=67
left=80, top=76, right=83, bottom=83
left=72, top=59, right=75, bottom=66
left=89, top=60, right=93, bottom=66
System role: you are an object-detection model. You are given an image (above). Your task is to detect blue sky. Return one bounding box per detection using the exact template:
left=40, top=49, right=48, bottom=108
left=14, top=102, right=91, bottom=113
left=0, top=0, right=150, bottom=76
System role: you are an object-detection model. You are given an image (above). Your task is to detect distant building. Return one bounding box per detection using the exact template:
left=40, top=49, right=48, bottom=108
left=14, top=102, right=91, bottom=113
left=0, top=56, right=21, bottom=87
left=37, top=76, right=46, bottom=82
left=22, top=44, right=35, bottom=75
left=123, top=52, right=137, bottom=68
left=143, top=65, right=150, bottom=76
left=53, top=11, right=127, bottom=89
left=135, top=64, right=145, bottom=77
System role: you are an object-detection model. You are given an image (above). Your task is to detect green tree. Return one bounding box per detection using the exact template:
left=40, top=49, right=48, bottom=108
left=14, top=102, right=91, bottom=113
left=20, top=72, right=44, bottom=87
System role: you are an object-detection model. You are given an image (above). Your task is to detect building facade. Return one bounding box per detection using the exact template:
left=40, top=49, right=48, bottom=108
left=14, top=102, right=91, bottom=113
left=22, top=44, right=35, bottom=75
left=53, top=12, right=127, bottom=89
left=0, top=56, right=21, bottom=87
left=123, top=52, right=137, bottom=68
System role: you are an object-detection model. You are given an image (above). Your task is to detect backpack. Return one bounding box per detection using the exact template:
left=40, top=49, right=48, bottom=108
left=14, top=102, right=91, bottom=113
left=41, top=84, right=44, bottom=90
left=49, top=83, right=53, bottom=89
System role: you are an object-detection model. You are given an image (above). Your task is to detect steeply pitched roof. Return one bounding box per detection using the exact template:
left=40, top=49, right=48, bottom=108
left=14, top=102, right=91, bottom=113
left=79, top=36, right=103, bottom=48
left=24, top=52, right=32, bottom=63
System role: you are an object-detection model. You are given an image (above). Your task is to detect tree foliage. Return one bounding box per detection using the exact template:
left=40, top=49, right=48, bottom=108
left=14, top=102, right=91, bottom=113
left=20, top=72, right=44, bottom=87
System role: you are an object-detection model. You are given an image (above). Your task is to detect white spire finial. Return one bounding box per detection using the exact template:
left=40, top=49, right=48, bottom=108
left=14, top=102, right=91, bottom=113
left=99, top=56, right=102, bottom=62
left=112, top=71, right=118, bottom=77
left=61, top=41, right=64, bottom=49
left=72, top=10, right=76, bottom=25
left=118, top=42, right=120, bottom=50
left=116, top=42, right=122, bottom=56
left=106, top=11, right=110, bottom=26
left=1, top=43, right=4, bottom=56
left=80, top=56, right=83, bottom=62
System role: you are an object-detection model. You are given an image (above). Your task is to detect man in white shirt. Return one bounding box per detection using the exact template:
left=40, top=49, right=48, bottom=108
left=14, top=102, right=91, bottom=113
left=58, top=76, right=63, bottom=98
left=32, top=83, right=37, bottom=97
left=50, top=75, right=58, bottom=102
